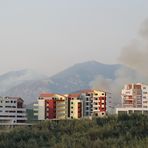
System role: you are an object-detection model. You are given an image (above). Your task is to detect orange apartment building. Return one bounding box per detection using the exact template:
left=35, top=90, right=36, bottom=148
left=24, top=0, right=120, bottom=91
left=34, top=89, right=108, bottom=120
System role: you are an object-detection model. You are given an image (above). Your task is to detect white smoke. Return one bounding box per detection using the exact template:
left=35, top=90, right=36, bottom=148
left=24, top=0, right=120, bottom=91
left=90, top=19, right=148, bottom=108
left=90, top=67, right=146, bottom=106
left=119, top=19, right=148, bottom=77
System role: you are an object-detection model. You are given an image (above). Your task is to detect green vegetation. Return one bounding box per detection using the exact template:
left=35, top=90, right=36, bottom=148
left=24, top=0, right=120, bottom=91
left=0, top=115, right=148, bottom=148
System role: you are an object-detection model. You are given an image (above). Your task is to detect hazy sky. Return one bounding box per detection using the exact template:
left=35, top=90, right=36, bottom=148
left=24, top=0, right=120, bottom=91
left=0, top=0, right=148, bottom=76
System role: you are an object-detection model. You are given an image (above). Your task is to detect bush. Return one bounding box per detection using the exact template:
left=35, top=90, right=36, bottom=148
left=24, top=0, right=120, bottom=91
left=0, top=114, right=147, bottom=148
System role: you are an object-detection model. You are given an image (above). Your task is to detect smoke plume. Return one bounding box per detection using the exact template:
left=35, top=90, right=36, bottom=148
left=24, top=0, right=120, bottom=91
left=90, top=19, right=148, bottom=107
left=119, top=19, right=148, bottom=77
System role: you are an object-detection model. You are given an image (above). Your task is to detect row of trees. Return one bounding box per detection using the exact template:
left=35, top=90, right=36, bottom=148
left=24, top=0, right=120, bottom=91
left=0, top=114, right=148, bottom=148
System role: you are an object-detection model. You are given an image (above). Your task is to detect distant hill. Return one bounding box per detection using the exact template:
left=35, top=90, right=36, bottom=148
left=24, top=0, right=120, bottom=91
left=2, top=61, right=123, bottom=104
left=0, top=69, right=47, bottom=94
left=49, top=61, right=121, bottom=93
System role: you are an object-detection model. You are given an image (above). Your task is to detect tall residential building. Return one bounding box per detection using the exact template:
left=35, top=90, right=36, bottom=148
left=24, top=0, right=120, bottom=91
left=0, top=96, right=27, bottom=124
left=34, top=93, right=68, bottom=120
left=116, top=83, right=148, bottom=115
left=121, top=83, right=148, bottom=108
left=67, top=94, right=83, bottom=119
left=80, top=89, right=107, bottom=117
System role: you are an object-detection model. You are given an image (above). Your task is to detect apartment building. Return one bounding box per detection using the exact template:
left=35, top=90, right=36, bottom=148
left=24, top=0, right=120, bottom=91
left=67, top=94, right=83, bottom=119
left=0, top=96, right=27, bottom=124
left=121, top=83, right=148, bottom=108
left=34, top=93, right=68, bottom=120
left=80, top=89, right=107, bottom=117
left=116, top=83, right=148, bottom=115
left=34, top=89, right=108, bottom=120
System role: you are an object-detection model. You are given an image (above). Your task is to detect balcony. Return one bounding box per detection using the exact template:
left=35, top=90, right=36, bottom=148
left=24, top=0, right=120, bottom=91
left=34, top=113, right=38, bottom=116
left=56, top=103, right=65, bottom=107
left=56, top=109, right=65, bottom=113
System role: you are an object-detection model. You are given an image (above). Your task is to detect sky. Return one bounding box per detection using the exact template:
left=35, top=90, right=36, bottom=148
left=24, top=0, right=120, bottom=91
left=0, top=0, right=148, bottom=76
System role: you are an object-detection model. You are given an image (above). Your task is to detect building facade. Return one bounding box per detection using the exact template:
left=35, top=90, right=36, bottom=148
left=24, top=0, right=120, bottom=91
left=67, top=94, right=83, bottom=119
left=34, top=93, right=68, bottom=120
left=116, top=83, right=148, bottom=115
left=80, top=90, right=107, bottom=117
left=34, top=89, right=108, bottom=120
left=0, top=97, right=27, bottom=124
left=121, top=83, right=148, bottom=108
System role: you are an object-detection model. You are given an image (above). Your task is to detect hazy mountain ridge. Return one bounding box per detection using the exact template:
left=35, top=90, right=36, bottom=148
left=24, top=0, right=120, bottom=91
left=1, top=61, right=123, bottom=104
left=0, top=69, right=47, bottom=95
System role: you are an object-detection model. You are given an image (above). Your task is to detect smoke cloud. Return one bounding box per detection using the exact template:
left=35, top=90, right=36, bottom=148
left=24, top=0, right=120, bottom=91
left=90, top=19, right=148, bottom=107
left=90, top=67, right=146, bottom=106
left=119, top=19, right=148, bottom=77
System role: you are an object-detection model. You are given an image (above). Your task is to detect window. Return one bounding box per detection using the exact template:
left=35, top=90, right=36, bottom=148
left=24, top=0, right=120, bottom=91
left=5, top=106, right=11, bottom=108
left=17, top=116, right=24, bottom=118
left=95, top=98, right=98, bottom=100
left=86, top=98, right=89, bottom=101
left=86, top=102, right=89, bottom=106
left=71, top=111, right=73, bottom=113
left=9, top=111, right=16, bottom=113
left=71, top=102, right=73, bottom=104
left=86, top=107, right=89, bottom=110
left=86, top=94, right=90, bottom=96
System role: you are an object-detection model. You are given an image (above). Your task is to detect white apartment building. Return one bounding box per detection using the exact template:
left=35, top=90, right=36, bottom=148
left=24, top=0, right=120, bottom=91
left=121, top=83, right=148, bottom=108
left=116, top=83, right=148, bottom=115
left=0, top=97, right=27, bottom=125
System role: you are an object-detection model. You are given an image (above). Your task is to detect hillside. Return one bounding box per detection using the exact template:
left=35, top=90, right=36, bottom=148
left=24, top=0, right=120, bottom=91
left=2, top=61, right=122, bottom=104
left=0, top=69, right=47, bottom=94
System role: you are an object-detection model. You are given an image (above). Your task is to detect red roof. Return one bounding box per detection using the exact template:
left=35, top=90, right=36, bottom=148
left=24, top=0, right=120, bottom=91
left=68, top=93, right=80, bottom=98
left=80, top=89, right=94, bottom=93
left=39, top=93, right=55, bottom=98
left=39, top=93, right=66, bottom=98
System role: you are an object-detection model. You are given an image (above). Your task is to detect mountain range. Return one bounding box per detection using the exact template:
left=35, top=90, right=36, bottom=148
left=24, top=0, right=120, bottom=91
left=0, top=61, right=123, bottom=104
